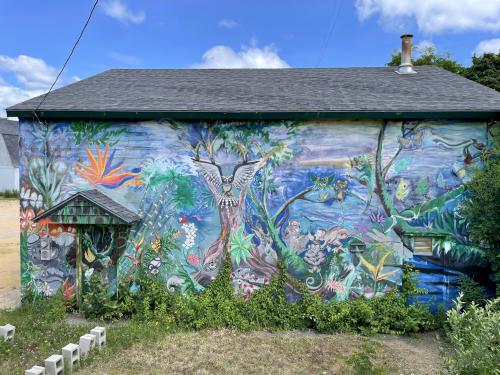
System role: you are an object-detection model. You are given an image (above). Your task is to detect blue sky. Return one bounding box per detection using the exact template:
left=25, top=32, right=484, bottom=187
left=1, top=0, right=499, bottom=116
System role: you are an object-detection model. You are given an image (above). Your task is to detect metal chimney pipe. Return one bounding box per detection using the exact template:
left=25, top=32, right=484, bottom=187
left=397, top=34, right=417, bottom=74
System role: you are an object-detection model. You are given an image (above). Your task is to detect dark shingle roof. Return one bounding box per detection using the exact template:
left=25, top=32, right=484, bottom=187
left=2, top=135, right=19, bottom=167
left=34, top=189, right=140, bottom=224
left=0, top=119, right=19, bottom=167
left=0, top=118, right=19, bottom=135
left=6, top=67, right=500, bottom=118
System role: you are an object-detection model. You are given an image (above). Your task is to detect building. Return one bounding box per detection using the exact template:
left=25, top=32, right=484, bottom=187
left=7, top=36, right=500, bottom=308
left=0, top=118, right=19, bottom=191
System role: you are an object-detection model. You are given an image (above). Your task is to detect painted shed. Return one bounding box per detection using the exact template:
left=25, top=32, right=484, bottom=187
left=7, top=37, right=500, bottom=307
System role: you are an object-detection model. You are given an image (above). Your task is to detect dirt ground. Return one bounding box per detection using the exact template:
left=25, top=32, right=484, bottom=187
left=80, top=330, right=444, bottom=375
left=0, top=199, right=20, bottom=309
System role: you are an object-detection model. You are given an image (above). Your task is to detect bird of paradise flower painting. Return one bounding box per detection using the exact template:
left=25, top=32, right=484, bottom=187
left=18, top=118, right=497, bottom=308
left=75, top=144, right=142, bottom=189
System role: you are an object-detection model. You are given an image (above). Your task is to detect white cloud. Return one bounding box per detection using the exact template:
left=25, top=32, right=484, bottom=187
left=355, top=0, right=500, bottom=34
left=192, top=44, right=290, bottom=69
left=101, top=0, right=145, bottom=24
left=0, top=54, right=77, bottom=117
left=108, top=51, right=141, bottom=65
left=218, top=19, right=239, bottom=29
left=415, top=40, right=436, bottom=53
left=0, top=55, right=58, bottom=90
left=473, top=38, right=500, bottom=56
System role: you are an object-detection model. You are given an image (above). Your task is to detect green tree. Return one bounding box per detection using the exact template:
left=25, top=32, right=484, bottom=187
left=386, top=46, right=464, bottom=74
left=462, top=52, right=500, bottom=92
left=460, top=125, right=500, bottom=292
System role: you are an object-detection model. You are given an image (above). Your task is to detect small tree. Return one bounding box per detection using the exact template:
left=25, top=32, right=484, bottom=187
left=460, top=125, right=500, bottom=293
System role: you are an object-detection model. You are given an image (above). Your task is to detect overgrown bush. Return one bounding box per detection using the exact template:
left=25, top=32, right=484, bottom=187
left=458, top=275, right=487, bottom=307
left=444, top=294, right=500, bottom=375
left=81, top=260, right=441, bottom=335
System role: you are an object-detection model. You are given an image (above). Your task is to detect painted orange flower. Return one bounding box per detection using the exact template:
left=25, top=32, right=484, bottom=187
left=74, top=144, right=142, bottom=189
left=20, top=208, right=37, bottom=231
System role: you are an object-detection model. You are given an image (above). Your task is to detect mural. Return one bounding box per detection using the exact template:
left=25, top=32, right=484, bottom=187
left=18, top=119, right=496, bottom=307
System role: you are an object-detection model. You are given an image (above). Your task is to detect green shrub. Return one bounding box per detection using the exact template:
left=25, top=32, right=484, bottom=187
left=81, top=259, right=441, bottom=335
left=0, top=189, right=19, bottom=198
left=444, top=294, right=500, bottom=375
left=458, top=275, right=488, bottom=307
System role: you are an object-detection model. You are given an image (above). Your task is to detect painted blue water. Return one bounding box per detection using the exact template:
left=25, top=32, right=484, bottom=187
left=408, top=256, right=463, bottom=311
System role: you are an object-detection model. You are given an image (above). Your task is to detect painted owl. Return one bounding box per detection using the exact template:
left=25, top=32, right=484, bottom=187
left=195, top=160, right=259, bottom=207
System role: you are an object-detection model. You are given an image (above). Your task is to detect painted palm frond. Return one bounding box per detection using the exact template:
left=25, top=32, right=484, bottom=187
left=75, top=144, right=142, bottom=189
left=229, top=225, right=254, bottom=266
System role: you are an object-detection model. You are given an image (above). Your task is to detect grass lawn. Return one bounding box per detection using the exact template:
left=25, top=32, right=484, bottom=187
left=0, top=297, right=444, bottom=375
left=80, top=330, right=444, bottom=375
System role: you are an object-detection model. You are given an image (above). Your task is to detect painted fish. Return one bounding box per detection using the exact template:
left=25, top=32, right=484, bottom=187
left=395, top=178, right=409, bottom=202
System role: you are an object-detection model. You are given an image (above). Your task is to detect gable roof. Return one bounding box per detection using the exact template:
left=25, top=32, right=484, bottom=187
left=6, top=67, right=500, bottom=120
left=34, top=189, right=140, bottom=225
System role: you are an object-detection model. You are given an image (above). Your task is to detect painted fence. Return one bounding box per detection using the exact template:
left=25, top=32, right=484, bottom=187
left=18, top=119, right=494, bottom=307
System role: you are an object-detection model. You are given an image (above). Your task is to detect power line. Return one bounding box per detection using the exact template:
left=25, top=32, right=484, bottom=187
left=33, top=0, right=100, bottom=122
left=316, top=0, right=343, bottom=67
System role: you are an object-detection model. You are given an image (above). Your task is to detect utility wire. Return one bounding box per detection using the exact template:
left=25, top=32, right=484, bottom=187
left=316, top=0, right=343, bottom=67
left=33, top=0, right=99, bottom=122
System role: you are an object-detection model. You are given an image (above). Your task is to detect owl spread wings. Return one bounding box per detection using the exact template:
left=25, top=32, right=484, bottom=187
left=194, top=160, right=259, bottom=207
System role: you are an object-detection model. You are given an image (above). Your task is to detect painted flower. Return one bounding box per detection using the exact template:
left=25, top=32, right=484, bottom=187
left=74, top=144, right=142, bottom=189
left=187, top=253, right=200, bottom=266
left=62, top=279, right=75, bottom=306
left=369, top=210, right=386, bottom=225
left=326, top=279, right=345, bottom=294
left=20, top=208, right=37, bottom=231
left=181, top=222, right=197, bottom=249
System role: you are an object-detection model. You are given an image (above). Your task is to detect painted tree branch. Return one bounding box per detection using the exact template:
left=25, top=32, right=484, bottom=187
left=271, top=186, right=315, bottom=225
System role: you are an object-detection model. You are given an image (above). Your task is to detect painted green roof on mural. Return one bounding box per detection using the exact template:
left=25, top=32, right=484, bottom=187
left=6, top=67, right=500, bottom=120
left=34, top=189, right=140, bottom=225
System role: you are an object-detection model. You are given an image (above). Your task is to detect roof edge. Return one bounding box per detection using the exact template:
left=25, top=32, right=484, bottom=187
left=34, top=189, right=140, bottom=224
left=8, top=110, right=499, bottom=121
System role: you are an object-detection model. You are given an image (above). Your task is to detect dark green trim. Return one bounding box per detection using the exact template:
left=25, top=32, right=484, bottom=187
left=7, top=109, right=499, bottom=121
left=402, top=231, right=449, bottom=238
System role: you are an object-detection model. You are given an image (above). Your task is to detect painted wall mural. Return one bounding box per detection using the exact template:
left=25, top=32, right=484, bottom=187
left=18, top=119, right=496, bottom=307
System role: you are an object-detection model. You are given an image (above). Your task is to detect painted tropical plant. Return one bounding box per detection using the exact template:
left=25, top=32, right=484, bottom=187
left=75, top=144, right=142, bottom=189
left=28, top=156, right=68, bottom=208
left=359, top=251, right=398, bottom=293
left=70, top=121, right=126, bottom=146
left=229, top=225, right=254, bottom=265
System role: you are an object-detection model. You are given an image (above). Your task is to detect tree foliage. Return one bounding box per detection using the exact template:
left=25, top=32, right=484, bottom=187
left=462, top=52, right=500, bottom=92
left=386, top=46, right=464, bottom=74
left=387, top=47, right=500, bottom=92
left=460, top=125, right=500, bottom=290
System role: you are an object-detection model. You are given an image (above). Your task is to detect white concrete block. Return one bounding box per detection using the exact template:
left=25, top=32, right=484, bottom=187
left=61, top=343, right=79, bottom=370
left=79, top=334, right=96, bottom=357
left=0, top=323, right=15, bottom=341
left=25, top=366, right=45, bottom=375
left=44, top=354, right=63, bottom=375
left=90, top=326, right=106, bottom=349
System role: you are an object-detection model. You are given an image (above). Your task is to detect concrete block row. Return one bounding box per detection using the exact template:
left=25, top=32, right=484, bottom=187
left=24, top=326, right=106, bottom=374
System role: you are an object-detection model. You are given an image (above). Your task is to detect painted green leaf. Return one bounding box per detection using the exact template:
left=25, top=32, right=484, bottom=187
left=228, top=225, right=254, bottom=265
left=416, top=177, right=429, bottom=195
left=394, top=157, right=411, bottom=173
